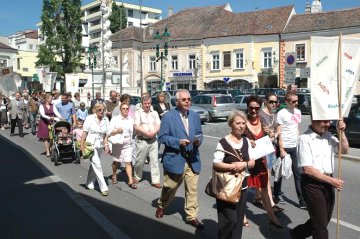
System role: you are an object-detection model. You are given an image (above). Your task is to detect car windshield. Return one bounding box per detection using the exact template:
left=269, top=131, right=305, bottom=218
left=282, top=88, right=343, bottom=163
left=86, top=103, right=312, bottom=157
left=216, top=96, right=234, bottom=104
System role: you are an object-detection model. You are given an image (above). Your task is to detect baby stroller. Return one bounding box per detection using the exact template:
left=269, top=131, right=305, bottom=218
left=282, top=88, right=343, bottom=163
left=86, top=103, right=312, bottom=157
left=50, top=121, right=80, bottom=166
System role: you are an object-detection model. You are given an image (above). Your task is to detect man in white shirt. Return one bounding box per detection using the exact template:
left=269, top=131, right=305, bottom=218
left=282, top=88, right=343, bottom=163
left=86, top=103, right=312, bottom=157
left=274, top=92, right=306, bottom=209
left=290, top=118, right=348, bottom=239
left=133, top=95, right=161, bottom=188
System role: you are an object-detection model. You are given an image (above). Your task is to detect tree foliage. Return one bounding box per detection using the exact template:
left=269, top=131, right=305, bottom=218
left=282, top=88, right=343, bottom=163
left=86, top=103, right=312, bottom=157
left=109, top=2, right=128, bottom=33
left=36, top=0, right=83, bottom=76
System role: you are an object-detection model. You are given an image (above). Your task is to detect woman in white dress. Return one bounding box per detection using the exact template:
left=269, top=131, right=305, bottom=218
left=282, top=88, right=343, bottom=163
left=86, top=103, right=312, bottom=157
left=80, top=103, right=110, bottom=196
left=106, top=102, right=136, bottom=188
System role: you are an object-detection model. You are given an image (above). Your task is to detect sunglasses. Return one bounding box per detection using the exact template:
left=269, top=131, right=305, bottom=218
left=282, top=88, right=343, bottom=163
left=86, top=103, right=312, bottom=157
left=179, top=98, right=191, bottom=102
left=121, top=108, right=129, bottom=110
left=249, top=106, right=260, bottom=111
left=268, top=100, right=277, bottom=104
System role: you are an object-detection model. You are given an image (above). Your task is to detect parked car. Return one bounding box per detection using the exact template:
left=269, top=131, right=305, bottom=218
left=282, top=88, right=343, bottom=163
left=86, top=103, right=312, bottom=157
left=191, top=94, right=236, bottom=121
left=329, top=99, right=360, bottom=147
left=253, top=88, right=286, bottom=97
left=297, top=93, right=311, bottom=115
left=297, top=88, right=311, bottom=93
left=208, top=89, right=244, bottom=98
left=130, top=96, right=141, bottom=106
left=151, top=96, right=209, bottom=124
left=233, top=95, right=250, bottom=111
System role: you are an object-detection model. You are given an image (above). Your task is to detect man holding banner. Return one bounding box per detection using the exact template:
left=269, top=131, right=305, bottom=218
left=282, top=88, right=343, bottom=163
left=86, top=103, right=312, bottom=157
left=290, top=118, right=349, bottom=239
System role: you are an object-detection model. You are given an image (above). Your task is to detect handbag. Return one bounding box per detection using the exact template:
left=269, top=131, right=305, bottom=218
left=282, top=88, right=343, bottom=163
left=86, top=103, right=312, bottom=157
left=108, top=133, right=124, bottom=144
left=205, top=147, right=245, bottom=204
left=82, top=141, right=94, bottom=159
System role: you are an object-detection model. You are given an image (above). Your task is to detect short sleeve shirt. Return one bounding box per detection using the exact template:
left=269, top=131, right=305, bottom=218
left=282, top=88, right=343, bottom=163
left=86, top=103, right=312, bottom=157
left=297, top=127, right=339, bottom=174
left=83, top=115, right=109, bottom=148
left=276, top=108, right=301, bottom=148
left=134, top=108, right=160, bottom=136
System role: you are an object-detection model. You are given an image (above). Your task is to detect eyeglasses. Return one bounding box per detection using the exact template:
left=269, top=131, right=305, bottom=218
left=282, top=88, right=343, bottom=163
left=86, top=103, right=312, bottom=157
left=179, top=98, right=191, bottom=102
left=290, top=100, right=298, bottom=104
left=268, top=100, right=277, bottom=104
left=249, top=106, right=260, bottom=111
left=96, top=109, right=104, bottom=112
left=121, top=108, right=129, bottom=110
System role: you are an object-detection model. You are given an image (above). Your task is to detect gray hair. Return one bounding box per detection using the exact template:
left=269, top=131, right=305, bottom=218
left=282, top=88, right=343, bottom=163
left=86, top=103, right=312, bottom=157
left=227, top=110, right=247, bottom=127
left=141, top=94, right=151, bottom=102
left=175, top=89, right=190, bottom=100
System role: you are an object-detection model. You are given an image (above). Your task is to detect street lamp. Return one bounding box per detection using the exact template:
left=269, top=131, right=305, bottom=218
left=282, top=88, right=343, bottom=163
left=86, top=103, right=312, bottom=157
left=154, top=28, right=170, bottom=91
left=87, top=46, right=97, bottom=100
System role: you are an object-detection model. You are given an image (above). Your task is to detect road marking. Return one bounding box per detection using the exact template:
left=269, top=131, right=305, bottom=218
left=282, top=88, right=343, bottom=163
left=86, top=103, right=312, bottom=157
left=203, top=134, right=221, bottom=140
left=331, top=218, right=360, bottom=232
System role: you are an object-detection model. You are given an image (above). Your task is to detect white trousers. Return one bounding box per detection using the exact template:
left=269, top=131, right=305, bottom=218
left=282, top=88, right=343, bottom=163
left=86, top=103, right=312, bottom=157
left=86, top=148, right=109, bottom=193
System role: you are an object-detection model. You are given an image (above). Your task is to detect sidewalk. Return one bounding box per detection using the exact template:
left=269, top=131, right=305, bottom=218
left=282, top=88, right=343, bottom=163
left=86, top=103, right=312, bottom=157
left=0, top=135, right=111, bottom=239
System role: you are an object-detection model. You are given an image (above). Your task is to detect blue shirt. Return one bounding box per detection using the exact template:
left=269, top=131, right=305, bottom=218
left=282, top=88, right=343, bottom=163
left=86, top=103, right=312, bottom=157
left=76, top=108, right=88, bottom=121
left=56, top=102, right=76, bottom=124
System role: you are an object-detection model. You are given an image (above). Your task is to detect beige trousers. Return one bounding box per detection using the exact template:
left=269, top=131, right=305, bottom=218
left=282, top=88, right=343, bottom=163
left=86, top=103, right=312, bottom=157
left=158, top=162, right=199, bottom=221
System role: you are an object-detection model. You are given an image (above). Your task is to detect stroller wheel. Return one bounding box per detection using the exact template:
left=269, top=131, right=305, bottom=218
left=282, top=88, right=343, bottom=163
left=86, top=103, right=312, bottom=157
left=53, top=150, right=60, bottom=166
left=50, top=151, right=55, bottom=162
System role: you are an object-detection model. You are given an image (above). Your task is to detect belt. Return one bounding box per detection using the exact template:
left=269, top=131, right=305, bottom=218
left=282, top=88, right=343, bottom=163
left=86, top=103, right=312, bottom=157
left=137, top=136, right=154, bottom=141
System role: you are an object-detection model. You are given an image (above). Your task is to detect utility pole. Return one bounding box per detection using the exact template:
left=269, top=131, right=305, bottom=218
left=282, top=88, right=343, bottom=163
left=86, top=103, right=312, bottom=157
left=119, top=3, right=123, bottom=95
left=139, top=0, right=144, bottom=96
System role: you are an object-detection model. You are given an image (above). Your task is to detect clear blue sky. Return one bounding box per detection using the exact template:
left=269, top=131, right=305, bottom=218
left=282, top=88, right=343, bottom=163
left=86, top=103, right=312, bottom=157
left=1, top=0, right=359, bottom=36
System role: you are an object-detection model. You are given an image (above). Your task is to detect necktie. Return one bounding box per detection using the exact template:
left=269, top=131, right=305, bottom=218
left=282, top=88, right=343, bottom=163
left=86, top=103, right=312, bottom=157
left=182, top=114, right=189, bottom=136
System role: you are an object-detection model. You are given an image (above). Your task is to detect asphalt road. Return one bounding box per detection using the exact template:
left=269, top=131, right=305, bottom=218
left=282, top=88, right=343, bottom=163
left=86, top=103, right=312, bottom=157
left=1, top=117, right=359, bottom=239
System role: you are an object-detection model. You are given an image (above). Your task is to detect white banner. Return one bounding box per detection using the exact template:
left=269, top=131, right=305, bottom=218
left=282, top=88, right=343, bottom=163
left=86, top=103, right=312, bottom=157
left=310, top=36, right=360, bottom=120
left=43, top=72, right=57, bottom=92
left=65, top=74, right=79, bottom=95
left=36, top=66, right=49, bottom=84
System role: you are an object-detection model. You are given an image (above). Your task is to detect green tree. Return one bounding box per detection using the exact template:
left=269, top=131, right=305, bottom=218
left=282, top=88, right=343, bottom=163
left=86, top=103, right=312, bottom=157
left=109, top=2, right=127, bottom=33
left=36, top=0, right=83, bottom=76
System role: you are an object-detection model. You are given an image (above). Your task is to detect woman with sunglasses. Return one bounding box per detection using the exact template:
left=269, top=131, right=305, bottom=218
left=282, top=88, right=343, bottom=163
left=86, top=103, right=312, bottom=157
left=105, top=102, right=136, bottom=188
left=80, top=103, right=110, bottom=196
left=244, top=94, right=284, bottom=229
left=258, top=92, right=284, bottom=213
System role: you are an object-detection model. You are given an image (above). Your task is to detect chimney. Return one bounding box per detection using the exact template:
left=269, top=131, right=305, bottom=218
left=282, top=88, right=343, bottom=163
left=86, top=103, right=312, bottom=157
left=168, top=7, right=174, bottom=17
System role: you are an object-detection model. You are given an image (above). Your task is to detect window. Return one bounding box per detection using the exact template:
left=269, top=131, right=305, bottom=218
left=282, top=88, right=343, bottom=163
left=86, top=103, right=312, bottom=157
left=171, top=55, right=178, bottom=70
left=128, top=22, right=133, bottom=27
left=263, top=50, right=272, bottom=68
left=89, top=6, right=100, bottom=14
left=223, top=51, right=231, bottom=68
left=90, top=19, right=101, bottom=26
left=296, top=43, right=306, bottom=61
left=0, top=59, right=7, bottom=68
left=188, top=54, right=196, bottom=70
left=212, top=53, right=220, bottom=70
left=91, top=31, right=101, bottom=39
left=23, top=68, right=29, bottom=72
left=29, top=44, right=33, bottom=50
left=149, top=56, right=156, bottom=71
left=17, top=58, right=20, bottom=70
left=234, top=50, right=244, bottom=69
left=128, top=9, right=133, bottom=17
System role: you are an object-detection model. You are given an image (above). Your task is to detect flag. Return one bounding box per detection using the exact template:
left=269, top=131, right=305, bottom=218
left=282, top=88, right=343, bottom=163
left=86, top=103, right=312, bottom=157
left=310, top=36, right=360, bottom=120
left=43, top=72, right=57, bottom=92
left=36, top=66, right=49, bottom=84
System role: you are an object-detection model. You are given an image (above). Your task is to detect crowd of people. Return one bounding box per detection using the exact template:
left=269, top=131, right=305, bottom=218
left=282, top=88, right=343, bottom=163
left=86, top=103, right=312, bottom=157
left=0, top=88, right=349, bottom=238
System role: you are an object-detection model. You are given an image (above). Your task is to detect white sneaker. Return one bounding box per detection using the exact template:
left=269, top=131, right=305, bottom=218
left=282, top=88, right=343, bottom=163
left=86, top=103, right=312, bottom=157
left=1, top=127, right=4, bottom=130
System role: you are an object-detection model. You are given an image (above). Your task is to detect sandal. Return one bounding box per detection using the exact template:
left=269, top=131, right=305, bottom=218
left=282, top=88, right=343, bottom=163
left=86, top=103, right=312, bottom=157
left=243, top=220, right=251, bottom=227
left=273, top=205, right=285, bottom=214
left=111, top=177, right=118, bottom=184
left=128, top=182, right=137, bottom=189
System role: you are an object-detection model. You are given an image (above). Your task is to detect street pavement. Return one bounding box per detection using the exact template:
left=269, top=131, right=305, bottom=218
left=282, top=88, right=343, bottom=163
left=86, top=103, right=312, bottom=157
left=1, top=116, right=359, bottom=239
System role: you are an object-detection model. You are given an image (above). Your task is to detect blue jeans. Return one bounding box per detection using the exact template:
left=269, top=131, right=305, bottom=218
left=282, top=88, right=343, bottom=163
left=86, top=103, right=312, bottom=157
left=273, top=147, right=304, bottom=202
left=29, top=111, right=38, bottom=133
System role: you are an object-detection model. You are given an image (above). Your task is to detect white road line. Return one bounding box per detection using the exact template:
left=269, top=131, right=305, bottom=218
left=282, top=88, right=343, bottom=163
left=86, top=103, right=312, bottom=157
left=330, top=218, right=360, bottom=232
left=203, top=134, right=221, bottom=140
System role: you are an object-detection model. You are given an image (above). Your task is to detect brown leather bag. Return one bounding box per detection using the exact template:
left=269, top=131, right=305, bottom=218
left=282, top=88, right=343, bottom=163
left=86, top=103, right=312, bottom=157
left=205, top=148, right=245, bottom=204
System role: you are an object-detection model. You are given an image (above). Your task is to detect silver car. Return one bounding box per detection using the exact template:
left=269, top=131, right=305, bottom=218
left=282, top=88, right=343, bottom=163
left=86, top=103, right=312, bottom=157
left=233, top=95, right=250, bottom=112
left=191, top=94, right=236, bottom=121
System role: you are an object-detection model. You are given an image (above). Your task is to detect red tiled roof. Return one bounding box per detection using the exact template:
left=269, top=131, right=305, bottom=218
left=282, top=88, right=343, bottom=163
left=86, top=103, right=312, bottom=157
left=284, top=7, right=360, bottom=33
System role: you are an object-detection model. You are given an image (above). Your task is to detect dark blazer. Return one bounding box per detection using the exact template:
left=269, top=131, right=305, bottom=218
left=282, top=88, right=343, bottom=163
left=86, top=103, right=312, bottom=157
left=153, top=102, right=171, bottom=119
left=90, top=98, right=104, bottom=112
left=158, top=108, right=203, bottom=174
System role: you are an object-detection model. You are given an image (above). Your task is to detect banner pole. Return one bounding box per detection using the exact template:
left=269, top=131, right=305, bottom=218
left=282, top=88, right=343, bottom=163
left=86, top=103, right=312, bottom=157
left=336, top=32, right=343, bottom=239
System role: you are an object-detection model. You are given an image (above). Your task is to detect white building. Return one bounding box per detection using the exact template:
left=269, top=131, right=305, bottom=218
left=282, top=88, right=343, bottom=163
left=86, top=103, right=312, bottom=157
left=38, top=0, right=162, bottom=48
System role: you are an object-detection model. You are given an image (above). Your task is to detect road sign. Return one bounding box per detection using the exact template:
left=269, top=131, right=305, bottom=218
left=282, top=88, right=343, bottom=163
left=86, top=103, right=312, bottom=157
left=285, top=52, right=297, bottom=68
left=300, top=67, right=311, bottom=78
left=284, top=68, right=296, bottom=85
